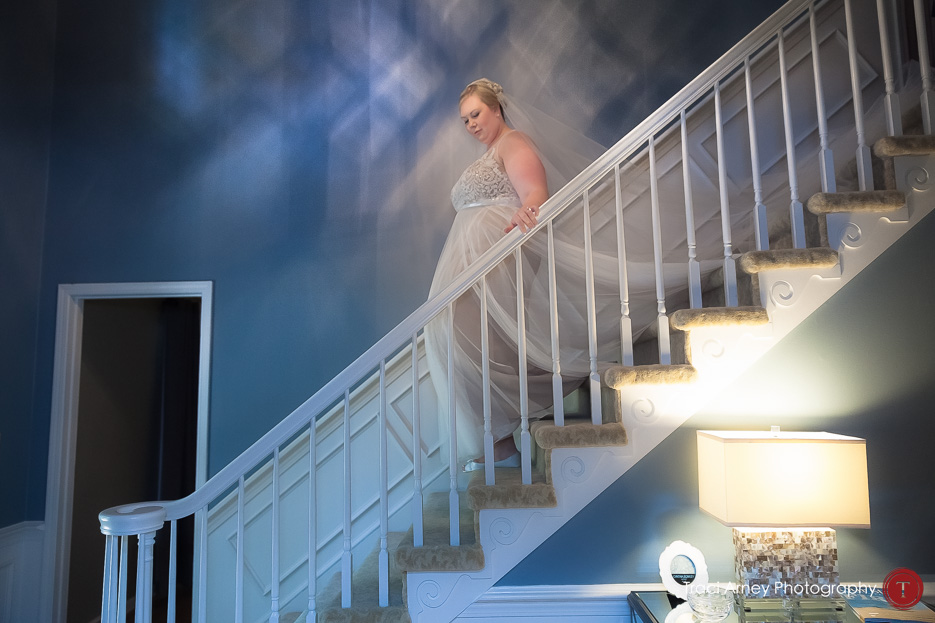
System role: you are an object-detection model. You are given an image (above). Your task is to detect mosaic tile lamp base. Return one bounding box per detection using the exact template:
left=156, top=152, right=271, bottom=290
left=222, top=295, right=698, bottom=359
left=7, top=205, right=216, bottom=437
left=697, top=430, right=870, bottom=606
left=733, top=528, right=840, bottom=602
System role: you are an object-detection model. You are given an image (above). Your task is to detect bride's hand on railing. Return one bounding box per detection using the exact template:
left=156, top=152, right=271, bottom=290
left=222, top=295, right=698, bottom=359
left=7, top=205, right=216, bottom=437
left=505, top=204, right=539, bottom=234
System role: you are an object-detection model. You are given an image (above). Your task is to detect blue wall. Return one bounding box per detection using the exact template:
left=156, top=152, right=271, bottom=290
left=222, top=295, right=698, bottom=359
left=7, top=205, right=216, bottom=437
left=1, top=0, right=785, bottom=527
left=502, top=207, right=935, bottom=585
left=0, top=0, right=56, bottom=529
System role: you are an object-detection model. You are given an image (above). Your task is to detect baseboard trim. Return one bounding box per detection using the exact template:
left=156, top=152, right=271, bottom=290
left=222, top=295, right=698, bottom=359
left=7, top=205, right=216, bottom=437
left=454, top=579, right=934, bottom=621
left=0, top=521, right=45, bottom=623
left=454, top=583, right=666, bottom=621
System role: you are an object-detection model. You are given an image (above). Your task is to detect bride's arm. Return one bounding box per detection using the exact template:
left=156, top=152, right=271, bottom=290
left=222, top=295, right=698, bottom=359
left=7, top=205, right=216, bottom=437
left=500, top=131, right=549, bottom=233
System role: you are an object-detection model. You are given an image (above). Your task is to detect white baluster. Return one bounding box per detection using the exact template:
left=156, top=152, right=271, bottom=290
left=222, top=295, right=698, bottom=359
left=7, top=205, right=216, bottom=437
left=914, top=0, right=935, bottom=134
left=101, top=535, right=118, bottom=623
left=614, top=164, right=634, bottom=365
left=878, top=0, right=903, bottom=136
left=810, top=3, right=836, bottom=193
left=679, top=111, right=703, bottom=306
left=308, top=420, right=318, bottom=618
left=119, top=535, right=129, bottom=623
left=744, top=58, right=769, bottom=251
left=271, top=447, right=281, bottom=622
left=515, top=248, right=532, bottom=484
left=778, top=28, right=807, bottom=249
left=342, top=389, right=353, bottom=607
left=378, top=360, right=389, bottom=607
left=845, top=0, right=874, bottom=190
left=546, top=223, right=565, bottom=425
left=480, top=276, right=495, bottom=485
left=582, top=189, right=603, bottom=421
left=168, top=520, right=177, bottom=623
left=410, top=332, right=424, bottom=547
left=649, top=136, right=673, bottom=361
left=714, top=84, right=739, bottom=306
left=198, top=510, right=207, bottom=623
left=446, top=304, right=459, bottom=547
left=135, top=531, right=156, bottom=623
left=134, top=535, right=143, bottom=623
left=236, top=477, right=245, bottom=623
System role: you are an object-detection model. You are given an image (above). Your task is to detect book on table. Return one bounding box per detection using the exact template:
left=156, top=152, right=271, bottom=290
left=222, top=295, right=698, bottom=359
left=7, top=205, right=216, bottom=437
left=845, top=589, right=934, bottom=623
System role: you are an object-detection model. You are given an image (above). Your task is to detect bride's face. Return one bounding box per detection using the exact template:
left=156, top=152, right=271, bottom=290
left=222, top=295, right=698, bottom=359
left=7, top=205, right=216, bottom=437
left=460, top=94, right=502, bottom=146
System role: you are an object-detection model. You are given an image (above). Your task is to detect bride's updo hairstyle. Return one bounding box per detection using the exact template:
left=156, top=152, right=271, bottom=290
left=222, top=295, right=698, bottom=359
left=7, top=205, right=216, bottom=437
left=460, top=78, right=505, bottom=116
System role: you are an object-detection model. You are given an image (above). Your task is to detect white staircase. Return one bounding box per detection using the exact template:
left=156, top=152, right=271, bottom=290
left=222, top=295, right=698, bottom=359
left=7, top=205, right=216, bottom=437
left=97, top=1, right=935, bottom=622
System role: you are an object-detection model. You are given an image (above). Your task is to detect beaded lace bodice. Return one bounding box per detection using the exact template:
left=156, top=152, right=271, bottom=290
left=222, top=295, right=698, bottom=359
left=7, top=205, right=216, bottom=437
left=450, top=147, right=521, bottom=211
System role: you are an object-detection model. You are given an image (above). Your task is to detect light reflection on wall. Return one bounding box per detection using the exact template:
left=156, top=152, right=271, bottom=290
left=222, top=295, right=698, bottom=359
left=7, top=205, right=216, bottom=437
left=153, top=0, right=786, bottom=279
left=137, top=0, right=784, bottom=467
left=693, top=322, right=934, bottom=421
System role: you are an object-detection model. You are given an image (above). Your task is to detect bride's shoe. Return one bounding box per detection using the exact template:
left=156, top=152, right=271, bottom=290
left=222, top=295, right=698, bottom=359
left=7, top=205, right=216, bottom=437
left=462, top=452, right=520, bottom=472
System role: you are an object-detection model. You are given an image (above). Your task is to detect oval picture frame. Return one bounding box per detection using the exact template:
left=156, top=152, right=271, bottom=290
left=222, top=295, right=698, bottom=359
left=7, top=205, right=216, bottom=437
left=658, top=540, right=709, bottom=599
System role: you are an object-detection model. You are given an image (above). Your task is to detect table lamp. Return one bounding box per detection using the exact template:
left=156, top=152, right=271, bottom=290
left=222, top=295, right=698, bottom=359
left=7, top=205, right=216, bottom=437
left=696, top=428, right=870, bottom=601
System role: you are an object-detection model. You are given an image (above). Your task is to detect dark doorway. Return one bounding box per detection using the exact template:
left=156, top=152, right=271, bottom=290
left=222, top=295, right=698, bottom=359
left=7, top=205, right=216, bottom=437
left=68, top=297, right=199, bottom=623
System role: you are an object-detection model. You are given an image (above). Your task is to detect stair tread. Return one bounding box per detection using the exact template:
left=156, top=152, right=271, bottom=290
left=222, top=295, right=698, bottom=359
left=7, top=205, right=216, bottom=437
left=394, top=540, right=485, bottom=572
left=532, top=421, right=628, bottom=449
left=602, top=364, right=697, bottom=389
left=873, top=134, right=935, bottom=157
left=807, top=190, right=905, bottom=214
left=319, top=606, right=410, bottom=623
left=466, top=466, right=556, bottom=510
left=394, top=489, right=483, bottom=572
left=739, top=247, right=838, bottom=274
left=669, top=306, right=768, bottom=330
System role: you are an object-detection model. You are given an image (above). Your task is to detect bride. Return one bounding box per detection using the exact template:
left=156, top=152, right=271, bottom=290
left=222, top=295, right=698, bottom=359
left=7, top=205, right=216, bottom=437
left=424, top=78, right=614, bottom=470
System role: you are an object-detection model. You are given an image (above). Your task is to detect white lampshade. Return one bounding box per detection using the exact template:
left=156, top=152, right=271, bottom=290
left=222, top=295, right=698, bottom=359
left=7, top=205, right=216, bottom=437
left=697, top=430, right=870, bottom=528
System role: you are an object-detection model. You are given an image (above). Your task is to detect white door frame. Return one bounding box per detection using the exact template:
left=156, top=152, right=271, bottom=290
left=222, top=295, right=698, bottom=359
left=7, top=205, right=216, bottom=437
left=40, top=281, right=213, bottom=623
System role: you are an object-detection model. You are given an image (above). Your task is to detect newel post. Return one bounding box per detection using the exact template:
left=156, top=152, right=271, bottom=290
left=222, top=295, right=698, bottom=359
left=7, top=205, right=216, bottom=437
left=99, top=504, right=167, bottom=623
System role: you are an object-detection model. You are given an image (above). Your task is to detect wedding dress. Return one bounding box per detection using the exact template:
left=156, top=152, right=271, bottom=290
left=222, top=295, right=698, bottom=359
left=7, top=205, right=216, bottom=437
left=424, top=132, right=629, bottom=461
left=424, top=95, right=702, bottom=462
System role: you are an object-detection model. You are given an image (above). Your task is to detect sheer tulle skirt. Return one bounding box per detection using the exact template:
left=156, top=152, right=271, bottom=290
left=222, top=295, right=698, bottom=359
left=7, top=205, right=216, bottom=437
left=424, top=200, right=658, bottom=461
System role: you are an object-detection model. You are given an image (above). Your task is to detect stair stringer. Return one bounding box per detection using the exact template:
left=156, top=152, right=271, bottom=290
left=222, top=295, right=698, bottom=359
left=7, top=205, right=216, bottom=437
left=402, top=152, right=935, bottom=623
left=757, top=158, right=933, bottom=340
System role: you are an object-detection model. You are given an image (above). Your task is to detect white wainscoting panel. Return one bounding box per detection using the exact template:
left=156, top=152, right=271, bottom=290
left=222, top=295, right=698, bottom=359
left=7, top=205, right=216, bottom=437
left=204, top=339, right=446, bottom=623
left=0, top=521, right=45, bottom=623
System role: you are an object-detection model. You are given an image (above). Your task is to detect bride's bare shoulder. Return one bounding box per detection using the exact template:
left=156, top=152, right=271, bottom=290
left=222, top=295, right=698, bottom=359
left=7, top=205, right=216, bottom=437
left=498, top=130, right=537, bottom=157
